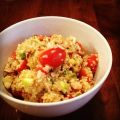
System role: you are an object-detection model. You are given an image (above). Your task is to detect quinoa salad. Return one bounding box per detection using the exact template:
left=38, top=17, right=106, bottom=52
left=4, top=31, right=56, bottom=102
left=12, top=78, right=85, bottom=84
left=3, top=34, right=98, bottom=103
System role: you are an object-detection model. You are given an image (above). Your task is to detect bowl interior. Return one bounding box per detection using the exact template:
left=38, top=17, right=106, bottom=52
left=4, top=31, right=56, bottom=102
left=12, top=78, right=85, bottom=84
left=0, top=17, right=112, bottom=98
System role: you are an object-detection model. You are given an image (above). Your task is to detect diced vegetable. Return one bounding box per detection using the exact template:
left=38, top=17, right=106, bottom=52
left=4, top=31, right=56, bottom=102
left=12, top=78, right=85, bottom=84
left=87, top=54, right=98, bottom=72
left=11, top=51, right=16, bottom=59
left=79, top=67, right=93, bottom=81
left=17, top=60, right=27, bottom=72
left=60, top=81, right=68, bottom=94
left=79, top=68, right=87, bottom=77
left=38, top=35, right=44, bottom=40
left=20, top=52, right=26, bottom=60
left=22, top=78, right=33, bottom=86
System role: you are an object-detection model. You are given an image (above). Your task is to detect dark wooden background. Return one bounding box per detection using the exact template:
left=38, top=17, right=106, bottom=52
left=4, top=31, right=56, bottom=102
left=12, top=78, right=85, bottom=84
left=0, top=0, right=120, bottom=120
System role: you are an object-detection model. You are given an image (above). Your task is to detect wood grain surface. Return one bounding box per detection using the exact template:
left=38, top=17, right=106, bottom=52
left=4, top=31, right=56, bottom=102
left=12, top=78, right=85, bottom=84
left=0, top=0, right=120, bottom=120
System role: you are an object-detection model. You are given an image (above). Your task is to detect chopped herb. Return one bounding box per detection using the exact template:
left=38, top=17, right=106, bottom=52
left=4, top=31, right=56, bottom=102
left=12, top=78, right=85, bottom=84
left=54, top=41, right=57, bottom=44
left=63, top=70, right=67, bottom=75
left=50, top=78, right=54, bottom=84
left=20, top=52, right=26, bottom=60
left=71, top=73, right=77, bottom=78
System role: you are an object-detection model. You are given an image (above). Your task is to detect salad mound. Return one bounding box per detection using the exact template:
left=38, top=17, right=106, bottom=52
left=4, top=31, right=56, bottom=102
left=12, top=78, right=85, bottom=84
left=3, top=34, right=98, bottom=103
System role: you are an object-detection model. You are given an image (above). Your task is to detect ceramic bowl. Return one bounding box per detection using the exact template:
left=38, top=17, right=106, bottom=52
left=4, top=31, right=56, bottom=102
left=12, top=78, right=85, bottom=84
left=0, top=16, right=112, bottom=117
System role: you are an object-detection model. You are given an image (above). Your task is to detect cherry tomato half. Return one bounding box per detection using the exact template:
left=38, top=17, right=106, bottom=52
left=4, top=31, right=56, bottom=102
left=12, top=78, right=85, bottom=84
left=39, top=47, right=66, bottom=68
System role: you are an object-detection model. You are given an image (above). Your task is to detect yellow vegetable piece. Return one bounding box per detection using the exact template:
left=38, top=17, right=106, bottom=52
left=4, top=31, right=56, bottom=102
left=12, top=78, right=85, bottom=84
left=60, top=81, right=68, bottom=94
left=22, top=78, right=33, bottom=87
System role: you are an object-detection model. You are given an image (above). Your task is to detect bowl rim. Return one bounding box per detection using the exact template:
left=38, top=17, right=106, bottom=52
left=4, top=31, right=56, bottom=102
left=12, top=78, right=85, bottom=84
left=0, top=16, right=112, bottom=106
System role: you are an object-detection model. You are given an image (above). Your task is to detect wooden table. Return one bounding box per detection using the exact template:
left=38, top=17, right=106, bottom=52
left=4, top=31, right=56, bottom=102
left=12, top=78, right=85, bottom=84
left=0, top=0, right=120, bottom=120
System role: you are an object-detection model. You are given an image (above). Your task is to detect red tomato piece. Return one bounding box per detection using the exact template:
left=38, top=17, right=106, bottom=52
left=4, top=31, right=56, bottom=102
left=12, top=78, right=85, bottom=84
left=68, top=52, right=73, bottom=58
left=11, top=51, right=16, bottom=59
left=17, top=60, right=27, bottom=72
left=39, top=47, right=66, bottom=68
left=79, top=68, right=87, bottom=77
left=38, top=35, right=44, bottom=40
left=87, top=54, right=98, bottom=72
left=79, top=68, right=93, bottom=82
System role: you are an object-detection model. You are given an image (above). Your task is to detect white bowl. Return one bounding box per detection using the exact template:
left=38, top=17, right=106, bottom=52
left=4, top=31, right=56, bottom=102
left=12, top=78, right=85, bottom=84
left=0, top=16, right=112, bottom=117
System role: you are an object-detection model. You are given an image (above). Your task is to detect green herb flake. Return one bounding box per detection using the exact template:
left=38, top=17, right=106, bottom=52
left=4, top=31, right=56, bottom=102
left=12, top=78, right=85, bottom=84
left=20, top=52, right=26, bottom=60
